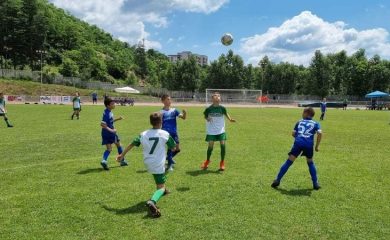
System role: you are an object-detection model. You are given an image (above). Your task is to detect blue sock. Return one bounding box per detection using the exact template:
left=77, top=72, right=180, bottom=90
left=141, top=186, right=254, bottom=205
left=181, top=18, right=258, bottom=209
left=276, top=159, right=294, bottom=182
left=167, top=150, right=174, bottom=165
left=172, top=149, right=180, bottom=158
left=307, top=161, right=318, bottom=185
left=102, top=150, right=111, bottom=162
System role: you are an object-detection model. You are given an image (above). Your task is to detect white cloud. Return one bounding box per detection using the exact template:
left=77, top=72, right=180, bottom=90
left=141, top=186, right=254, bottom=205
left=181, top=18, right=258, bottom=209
left=240, top=11, right=390, bottom=65
left=50, top=0, right=228, bottom=49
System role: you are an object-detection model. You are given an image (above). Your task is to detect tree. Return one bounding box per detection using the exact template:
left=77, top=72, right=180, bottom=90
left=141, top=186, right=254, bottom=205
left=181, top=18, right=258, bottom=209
left=308, top=50, right=331, bottom=97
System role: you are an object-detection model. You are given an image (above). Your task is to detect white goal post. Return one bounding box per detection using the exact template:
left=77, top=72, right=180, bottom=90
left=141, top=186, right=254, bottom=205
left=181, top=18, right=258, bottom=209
left=205, top=89, right=262, bottom=105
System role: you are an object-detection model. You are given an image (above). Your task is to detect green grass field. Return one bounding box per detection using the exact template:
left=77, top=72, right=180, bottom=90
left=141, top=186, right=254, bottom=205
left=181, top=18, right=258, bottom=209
left=1, top=105, right=389, bottom=239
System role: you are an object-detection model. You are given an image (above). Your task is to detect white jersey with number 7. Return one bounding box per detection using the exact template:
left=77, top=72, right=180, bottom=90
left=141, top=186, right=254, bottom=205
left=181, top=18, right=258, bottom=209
left=132, top=129, right=176, bottom=174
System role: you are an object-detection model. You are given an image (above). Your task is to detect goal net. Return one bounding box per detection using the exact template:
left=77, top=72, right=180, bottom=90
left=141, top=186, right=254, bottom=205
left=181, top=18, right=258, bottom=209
left=205, top=89, right=262, bottom=105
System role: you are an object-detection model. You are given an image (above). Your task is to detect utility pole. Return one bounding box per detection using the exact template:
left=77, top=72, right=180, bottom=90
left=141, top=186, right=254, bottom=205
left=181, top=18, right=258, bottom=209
left=36, top=50, right=47, bottom=96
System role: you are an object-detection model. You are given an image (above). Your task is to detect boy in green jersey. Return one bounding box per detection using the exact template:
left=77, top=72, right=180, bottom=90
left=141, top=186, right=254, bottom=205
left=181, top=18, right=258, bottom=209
left=0, top=93, right=13, bottom=128
left=71, top=92, right=81, bottom=120
left=117, top=112, right=176, bottom=218
left=201, top=92, right=235, bottom=171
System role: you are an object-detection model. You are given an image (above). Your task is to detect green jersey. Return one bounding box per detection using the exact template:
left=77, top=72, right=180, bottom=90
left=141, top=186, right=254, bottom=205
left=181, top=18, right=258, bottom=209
left=73, top=96, right=81, bottom=109
left=203, top=104, right=227, bottom=135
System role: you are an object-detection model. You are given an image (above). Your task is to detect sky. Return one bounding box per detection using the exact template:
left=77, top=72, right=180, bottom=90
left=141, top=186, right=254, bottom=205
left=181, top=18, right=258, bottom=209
left=49, top=0, right=390, bottom=65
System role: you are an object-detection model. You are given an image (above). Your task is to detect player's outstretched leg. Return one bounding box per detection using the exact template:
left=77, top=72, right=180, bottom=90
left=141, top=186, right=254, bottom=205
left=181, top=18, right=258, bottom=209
left=201, top=142, right=214, bottom=170
left=219, top=141, right=226, bottom=171
left=272, top=157, right=295, bottom=188
left=116, top=143, right=128, bottom=166
left=307, top=159, right=320, bottom=190
left=147, top=180, right=166, bottom=218
left=4, top=116, right=13, bottom=127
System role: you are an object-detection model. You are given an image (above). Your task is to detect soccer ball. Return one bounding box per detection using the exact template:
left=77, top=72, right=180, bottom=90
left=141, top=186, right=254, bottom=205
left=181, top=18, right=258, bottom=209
left=221, top=33, right=233, bottom=46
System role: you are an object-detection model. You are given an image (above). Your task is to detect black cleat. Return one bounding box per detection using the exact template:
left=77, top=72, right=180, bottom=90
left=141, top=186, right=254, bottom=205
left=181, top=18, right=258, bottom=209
left=271, top=180, right=280, bottom=189
left=7, top=125, right=13, bottom=128
left=120, top=160, right=128, bottom=167
left=100, top=161, right=109, bottom=171
left=146, top=200, right=161, bottom=218
left=313, top=184, right=321, bottom=190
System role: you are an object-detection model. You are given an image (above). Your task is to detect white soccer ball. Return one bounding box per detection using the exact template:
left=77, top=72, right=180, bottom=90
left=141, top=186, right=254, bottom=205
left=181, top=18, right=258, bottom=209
left=221, top=33, right=233, bottom=46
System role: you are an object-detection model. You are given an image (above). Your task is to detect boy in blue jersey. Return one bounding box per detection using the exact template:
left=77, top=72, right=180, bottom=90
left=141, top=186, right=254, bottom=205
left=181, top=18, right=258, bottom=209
left=271, top=107, right=323, bottom=190
left=100, top=98, right=128, bottom=170
left=160, top=94, right=186, bottom=171
left=320, top=98, right=327, bottom=120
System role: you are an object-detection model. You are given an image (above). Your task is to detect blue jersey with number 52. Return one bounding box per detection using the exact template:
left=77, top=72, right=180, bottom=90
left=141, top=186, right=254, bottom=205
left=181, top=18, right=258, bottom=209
left=293, top=118, right=321, bottom=147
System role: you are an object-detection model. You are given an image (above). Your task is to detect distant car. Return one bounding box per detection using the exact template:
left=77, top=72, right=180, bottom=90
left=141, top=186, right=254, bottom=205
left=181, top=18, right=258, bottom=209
left=298, top=102, right=344, bottom=108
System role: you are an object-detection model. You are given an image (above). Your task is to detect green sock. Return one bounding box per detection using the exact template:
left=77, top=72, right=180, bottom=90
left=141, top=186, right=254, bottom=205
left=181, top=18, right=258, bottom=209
left=221, top=144, right=226, bottom=161
left=151, top=188, right=165, bottom=203
left=207, top=147, right=213, bottom=161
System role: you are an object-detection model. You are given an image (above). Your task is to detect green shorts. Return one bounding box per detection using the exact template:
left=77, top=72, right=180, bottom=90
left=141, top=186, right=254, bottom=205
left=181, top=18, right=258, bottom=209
left=73, top=108, right=80, bottom=111
left=153, top=174, right=167, bottom=185
left=205, top=133, right=227, bottom=142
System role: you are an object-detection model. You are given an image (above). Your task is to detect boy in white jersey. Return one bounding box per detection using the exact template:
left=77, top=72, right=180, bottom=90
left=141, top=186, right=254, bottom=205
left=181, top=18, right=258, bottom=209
left=201, top=92, right=235, bottom=171
left=0, top=93, right=13, bottom=128
left=116, top=112, right=176, bottom=218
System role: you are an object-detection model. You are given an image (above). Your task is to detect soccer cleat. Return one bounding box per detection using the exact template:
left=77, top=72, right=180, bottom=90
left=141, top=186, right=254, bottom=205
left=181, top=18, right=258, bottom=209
left=219, top=161, right=225, bottom=171
left=271, top=180, right=280, bottom=189
left=146, top=200, right=161, bottom=218
left=200, top=160, right=210, bottom=170
left=7, top=124, right=13, bottom=128
left=120, top=160, right=128, bottom=167
left=313, top=184, right=321, bottom=190
left=100, top=161, right=109, bottom=171
left=166, top=164, right=174, bottom=172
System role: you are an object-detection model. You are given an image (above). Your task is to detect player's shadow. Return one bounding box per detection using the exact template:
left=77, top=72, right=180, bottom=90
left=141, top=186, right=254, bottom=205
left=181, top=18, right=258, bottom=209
left=186, top=169, right=222, bottom=177
left=101, top=201, right=147, bottom=215
left=276, top=188, right=313, bottom=197
left=77, top=166, right=121, bottom=175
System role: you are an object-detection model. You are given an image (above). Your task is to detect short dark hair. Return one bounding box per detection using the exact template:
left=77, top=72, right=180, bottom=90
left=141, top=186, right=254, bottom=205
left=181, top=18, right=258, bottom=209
left=150, top=112, right=162, bottom=126
left=104, top=98, right=114, bottom=107
left=304, top=107, right=315, bottom=117
left=161, top=94, right=170, bottom=101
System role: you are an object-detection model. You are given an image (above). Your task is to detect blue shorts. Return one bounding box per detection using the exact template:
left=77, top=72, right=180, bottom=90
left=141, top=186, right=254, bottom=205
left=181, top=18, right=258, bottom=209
left=102, top=133, right=120, bottom=145
left=169, top=132, right=180, bottom=144
left=289, top=143, right=314, bottom=159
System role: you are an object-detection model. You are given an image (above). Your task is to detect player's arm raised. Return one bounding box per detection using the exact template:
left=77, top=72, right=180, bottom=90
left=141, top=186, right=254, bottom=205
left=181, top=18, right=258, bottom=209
left=114, top=116, right=124, bottom=122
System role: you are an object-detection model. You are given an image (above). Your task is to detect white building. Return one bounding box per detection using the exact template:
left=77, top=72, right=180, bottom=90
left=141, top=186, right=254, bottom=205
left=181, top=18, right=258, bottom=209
left=168, top=51, right=208, bottom=66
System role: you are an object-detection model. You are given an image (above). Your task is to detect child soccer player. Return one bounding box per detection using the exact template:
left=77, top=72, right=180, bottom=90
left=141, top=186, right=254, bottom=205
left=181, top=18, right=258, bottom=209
left=201, top=92, right=235, bottom=171
left=116, top=112, right=176, bottom=218
left=71, top=92, right=81, bottom=120
left=160, top=94, right=186, bottom=171
left=0, top=93, right=13, bottom=128
left=271, top=107, right=322, bottom=190
left=100, top=98, right=128, bottom=170
left=320, top=98, right=327, bottom=120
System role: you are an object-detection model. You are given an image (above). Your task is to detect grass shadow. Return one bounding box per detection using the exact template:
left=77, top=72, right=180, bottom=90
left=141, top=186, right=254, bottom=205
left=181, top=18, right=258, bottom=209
left=101, top=201, right=147, bottom=215
left=176, top=187, right=190, bottom=192
left=136, top=170, right=148, bottom=174
left=77, top=166, right=121, bottom=175
left=186, top=169, right=222, bottom=177
left=276, top=188, right=313, bottom=197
